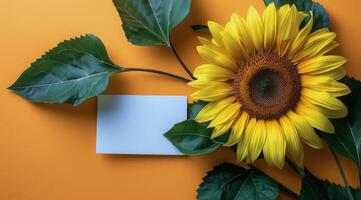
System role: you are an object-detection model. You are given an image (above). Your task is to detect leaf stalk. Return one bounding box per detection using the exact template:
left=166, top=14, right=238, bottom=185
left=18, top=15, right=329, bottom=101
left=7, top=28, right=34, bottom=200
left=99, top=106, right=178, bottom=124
left=122, top=67, right=191, bottom=83
left=330, top=147, right=355, bottom=200
left=285, top=158, right=305, bottom=177
left=169, top=40, right=196, bottom=80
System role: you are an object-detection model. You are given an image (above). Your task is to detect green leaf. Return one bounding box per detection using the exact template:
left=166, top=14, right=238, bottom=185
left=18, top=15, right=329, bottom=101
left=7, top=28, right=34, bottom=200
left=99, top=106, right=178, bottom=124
left=8, top=34, right=121, bottom=106
left=263, top=0, right=330, bottom=32
left=322, top=76, right=361, bottom=174
left=164, top=120, right=221, bottom=155
left=190, top=25, right=210, bottom=32
left=299, top=169, right=361, bottom=200
left=264, top=0, right=309, bottom=8
left=112, top=0, right=191, bottom=47
left=166, top=102, right=229, bottom=155
left=212, top=132, right=231, bottom=144
left=197, top=163, right=279, bottom=200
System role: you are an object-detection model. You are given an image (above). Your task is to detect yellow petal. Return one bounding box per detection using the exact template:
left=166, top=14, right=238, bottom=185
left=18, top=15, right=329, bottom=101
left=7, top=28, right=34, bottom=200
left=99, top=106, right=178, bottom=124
left=247, top=6, right=264, bottom=53
left=276, top=4, right=290, bottom=24
left=211, top=119, right=234, bottom=138
left=315, top=105, right=348, bottom=119
left=193, top=64, right=235, bottom=81
left=195, top=96, right=236, bottom=123
left=224, top=112, right=249, bottom=146
left=279, top=115, right=304, bottom=167
left=263, top=3, right=277, bottom=51
left=302, top=97, right=348, bottom=119
left=188, top=79, right=211, bottom=89
left=301, top=75, right=351, bottom=97
left=197, top=46, right=237, bottom=71
left=197, top=36, right=226, bottom=56
left=292, top=30, right=336, bottom=63
left=191, top=82, right=234, bottom=101
left=198, top=36, right=216, bottom=47
left=237, top=118, right=257, bottom=161
left=287, top=111, right=323, bottom=149
left=298, top=55, right=347, bottom=75
left=311, top=28, right=329, bottom=35
left=225, top=15, right=241, bottom=41
left=209, top=102, right=241, bottom=127
left=221, top=31, right=246, bottom=60
left=247, top=120, right=267, bottom=163
left=232, top=14, right=254, bottom=55
left=301, top=88, right=347, bottom=111
left=289, top=12, right=313, bottom=57
left=297, top=11, right=308, bottom=24
left=314, top=41, right=339, bottom=57
left=197, top=37, right=235, bottom=65
left=302, top=67, right=347, bottom=81
left=208, top=21, right=225, bottom=47
left=323, top=67, right=347, bottom=80
left=276, top=4, right=300, bottom=55
left=295, top=101, right=335, bottom=133
left=263, top=120, right=286, bottom=169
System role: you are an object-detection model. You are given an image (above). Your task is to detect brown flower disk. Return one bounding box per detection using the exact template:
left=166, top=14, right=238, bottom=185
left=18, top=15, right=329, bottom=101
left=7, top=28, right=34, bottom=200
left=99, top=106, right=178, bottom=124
left=233, top=52, right=301, bottom=120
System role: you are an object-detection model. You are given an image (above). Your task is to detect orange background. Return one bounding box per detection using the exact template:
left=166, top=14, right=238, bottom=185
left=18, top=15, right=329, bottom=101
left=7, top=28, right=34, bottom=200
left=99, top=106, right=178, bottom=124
left=0, top=0, right=360, bottom=199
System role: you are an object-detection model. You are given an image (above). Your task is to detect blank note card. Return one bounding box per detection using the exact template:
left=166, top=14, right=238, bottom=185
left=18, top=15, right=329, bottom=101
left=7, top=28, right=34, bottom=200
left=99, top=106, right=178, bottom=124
left=96, top=95, right=187, bottom=155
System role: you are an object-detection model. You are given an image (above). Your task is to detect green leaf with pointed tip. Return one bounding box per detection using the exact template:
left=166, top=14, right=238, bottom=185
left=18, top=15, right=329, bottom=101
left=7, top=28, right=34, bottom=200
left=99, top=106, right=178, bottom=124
left=263, top=0, right=330, bottom=32
left=197, top=163, right=279, bottom=200
left=322, top=76, right=361, bottom=174
left=299, top=169, right=361, bottom=200
left=190, top=25, right=210, bottom=32
left=8, top=34, right=122, bottom=106
left=164, top=120, right=221, bottom=155
left=112, top=0, right=191, bottom=47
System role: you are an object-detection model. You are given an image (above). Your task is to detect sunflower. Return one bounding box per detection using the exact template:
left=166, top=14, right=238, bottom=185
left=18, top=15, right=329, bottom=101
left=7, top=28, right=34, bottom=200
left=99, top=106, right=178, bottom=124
left=189, top=3, right=350, bottom=169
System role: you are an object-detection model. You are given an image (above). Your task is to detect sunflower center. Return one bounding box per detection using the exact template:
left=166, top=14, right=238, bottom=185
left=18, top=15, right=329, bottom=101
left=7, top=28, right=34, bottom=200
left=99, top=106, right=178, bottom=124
left=250, top=69, right=284, bottom=105
left=234, top=52, right=301, bottom=120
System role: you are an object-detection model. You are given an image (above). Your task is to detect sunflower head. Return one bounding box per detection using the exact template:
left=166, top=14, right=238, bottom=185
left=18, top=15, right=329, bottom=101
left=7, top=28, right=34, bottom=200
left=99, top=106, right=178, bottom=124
left=189, top=3, right=350, bottom=169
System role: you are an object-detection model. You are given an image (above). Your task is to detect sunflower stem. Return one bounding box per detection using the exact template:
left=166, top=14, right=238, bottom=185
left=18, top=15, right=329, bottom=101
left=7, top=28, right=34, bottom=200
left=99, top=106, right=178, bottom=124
left=169, top=40, right=196, bottom=80
left=122, top=68, right=191, bottom=82
left=285, top=158, right=305, bottom=177
left=248, top=164, right=299, bottom=199
left=330, top=147, right=354, bottom=200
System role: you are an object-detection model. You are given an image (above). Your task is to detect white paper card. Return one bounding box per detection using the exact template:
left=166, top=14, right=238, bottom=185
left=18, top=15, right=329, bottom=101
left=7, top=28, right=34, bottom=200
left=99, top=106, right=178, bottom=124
left=96, top=95, right=187, bottom=155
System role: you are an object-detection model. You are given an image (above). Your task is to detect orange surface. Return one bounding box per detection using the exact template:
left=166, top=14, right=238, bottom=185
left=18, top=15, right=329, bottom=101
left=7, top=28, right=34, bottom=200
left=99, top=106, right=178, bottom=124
left=0, top=0, right=360, bottom=199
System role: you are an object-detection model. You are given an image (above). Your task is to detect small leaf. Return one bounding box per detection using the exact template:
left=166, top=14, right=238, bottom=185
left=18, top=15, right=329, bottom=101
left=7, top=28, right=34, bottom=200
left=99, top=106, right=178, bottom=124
left=299, top=169, right=361, bottom=200
left=191, top=25, right=210, bottom=32
left=322, top=76, right=361, bottom=174
left=9, top=34, right=121, bottom=106
left=112, top=0, right=191, bottom=47
left=164, top=120, right=221, bottom=155
left=197, top=163, right=279, bottom=200
left=264, top=0, right=330, bottom=32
